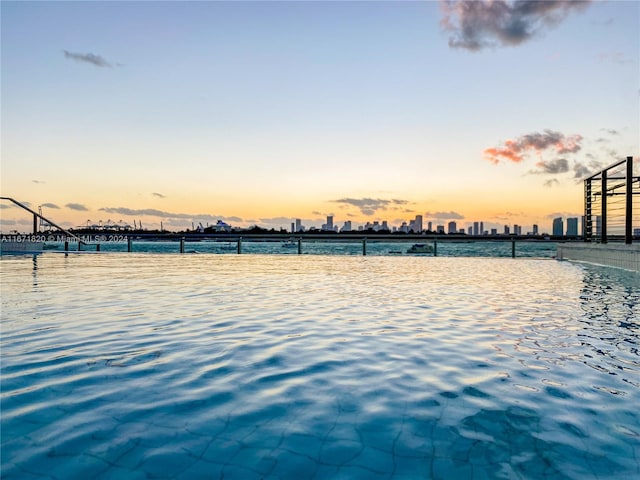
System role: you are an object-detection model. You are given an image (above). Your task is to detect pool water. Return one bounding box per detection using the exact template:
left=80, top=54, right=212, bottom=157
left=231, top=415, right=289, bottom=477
left=1, top=253, right=639, bottom=479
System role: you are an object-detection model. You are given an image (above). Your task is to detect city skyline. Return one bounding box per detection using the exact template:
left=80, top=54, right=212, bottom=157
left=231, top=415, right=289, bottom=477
left=1, top=1, right=638, bottom=234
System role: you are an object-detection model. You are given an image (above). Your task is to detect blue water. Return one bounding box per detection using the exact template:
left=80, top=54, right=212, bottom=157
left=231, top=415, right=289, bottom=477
left=1, top=253, right=638, bottom=479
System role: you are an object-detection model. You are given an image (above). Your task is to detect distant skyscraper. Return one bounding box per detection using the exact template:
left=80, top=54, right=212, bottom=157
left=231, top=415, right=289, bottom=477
left=566, top=218, right=578, bottom=236
left=427, top=221, right=433, bottom=232
left=532, top=224, right=539, bottom=236
left=480, top=221, right=484, bottom=235
left=295, top=218, right=302, bottom=232
left=326, top=215, right=334, bottom=232
left=414, top=215, right=423, bottom=233
left=341, top=221, right=352, bottom=232
left=504, top=225, right=510, bottom=235
left=448, top=221, right=457, bottom=234
left=513, top=224, right=521, bottom=235
left=552, top=217, right=564, bottom=236
left=467, top=226, right=473, bottom=235
left=473, top=222, right=479, bottom=236
left=437, top=225, right=445, bottom=233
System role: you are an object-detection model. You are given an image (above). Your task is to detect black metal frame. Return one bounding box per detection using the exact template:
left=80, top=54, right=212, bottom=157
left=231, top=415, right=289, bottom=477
left=584, top=156, right=638, bottom=244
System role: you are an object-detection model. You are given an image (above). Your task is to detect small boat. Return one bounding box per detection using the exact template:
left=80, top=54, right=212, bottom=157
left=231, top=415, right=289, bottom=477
left=281, top=238, right=297, bottom=248
left=407, top=243, right=433, bottom=254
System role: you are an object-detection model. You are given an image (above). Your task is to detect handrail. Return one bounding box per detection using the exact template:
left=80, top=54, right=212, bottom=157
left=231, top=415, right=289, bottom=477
left=0, top=196, right=88, bottom=246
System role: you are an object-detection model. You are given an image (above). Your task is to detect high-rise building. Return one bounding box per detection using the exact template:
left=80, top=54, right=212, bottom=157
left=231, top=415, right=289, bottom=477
left=566, top=218, right=578, bottom=236
left=480, top=221, right=484, bottom=235
left=340, top=221, right=352, bottom=232
left=552, top=217, right=564, bottom=236
left=504, top=225, right=510, bottom=235
left=513, top=224, right=521, bottom=235
left=295, top=218, right=302, bottom=232
left=437, top=225, right=445, bottom=233
left=467, top=226, right=473, bottom=235
left=412, top=215, right=423, bottom=233
left=448, top=221, right=457, bottom=234
left=326, top=215, right=334, bottom=232
left=427, top=221, right=433, bottom=232
left=532, top=224, right=539, bottom=236
left=473, top=222, right=479, bottom=236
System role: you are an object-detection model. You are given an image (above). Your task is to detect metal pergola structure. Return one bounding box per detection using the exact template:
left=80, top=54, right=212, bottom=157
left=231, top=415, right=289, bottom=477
left=584, top=156, right=638, bottom=244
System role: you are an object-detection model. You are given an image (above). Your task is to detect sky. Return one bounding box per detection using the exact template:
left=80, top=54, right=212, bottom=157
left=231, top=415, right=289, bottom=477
left=1, top=0, right=638, bottom=234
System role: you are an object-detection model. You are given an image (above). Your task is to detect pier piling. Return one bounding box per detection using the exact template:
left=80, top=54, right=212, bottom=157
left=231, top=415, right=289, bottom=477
left=237, top=237, right=242, bottom=254
left=180, top=237, right=185, bottom=253
left=298, top=237, right=302, bottom=255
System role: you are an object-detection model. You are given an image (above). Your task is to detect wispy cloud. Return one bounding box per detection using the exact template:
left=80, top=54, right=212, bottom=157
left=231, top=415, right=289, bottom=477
left=543, top=179, right=560, bottom=187
left=425, top=211, right=465, bottom=220
left=440, top=0, right=591, bottom=51
left=484, top=130, right=582, bottom=164
left=573, top=163, right=592, bottom=179
left=41, top=203, right=60, bottom=209
left=65, top=203, right=89, bottom=211
left=99, top=206, right=242, bottom=223
left=598, top=52, right=633, bottom=65
left=152, top=192, right=166, bottom=199
left=533, top=158, right=569, bottom=174
left=331, top=198, right=410, bottom=216
left=546, top=211, right=581, bottom=219
left=63, top=50, right=113, bottom=68
left=32, top=179, right=46, bottom=184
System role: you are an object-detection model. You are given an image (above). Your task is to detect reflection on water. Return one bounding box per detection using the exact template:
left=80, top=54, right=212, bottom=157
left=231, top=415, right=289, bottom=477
left=578, top=264, right=640, bottom=389
left=1, top=254, right=638, bottom=479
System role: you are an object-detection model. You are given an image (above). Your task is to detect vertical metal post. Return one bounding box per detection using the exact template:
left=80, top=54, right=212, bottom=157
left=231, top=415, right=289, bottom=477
left=33, top=213, right=38, bottom=235
left=127, top=237, right=132, bottom=252
left=625, top=156, right=633, bottom=244
left=297, top=237, right=302, bottom=254
left=601, top=169, right=607, bottom=244
left=433, top=238, right=437, bottom=257
left=362, top=237, right=367, bottom=256
left=237, top=237, right=242, bottom=254
left=584, top=178, right=592, bottom=242
left=511, top=238, right=516, bottom=258
left=180, top=237, right=185, bottom=253
left=64, top=240, right=69, bottom=251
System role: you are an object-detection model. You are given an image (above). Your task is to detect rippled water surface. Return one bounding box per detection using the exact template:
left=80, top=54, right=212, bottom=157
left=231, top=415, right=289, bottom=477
left=1, top=253, right=639, bottom=479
